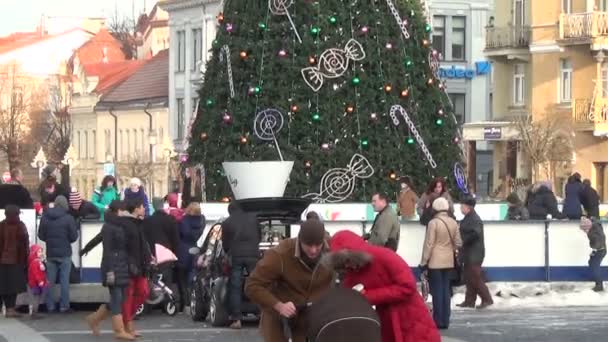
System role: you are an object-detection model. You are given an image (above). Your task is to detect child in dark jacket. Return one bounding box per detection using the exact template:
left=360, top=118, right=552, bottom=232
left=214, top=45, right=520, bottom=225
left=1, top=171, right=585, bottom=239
left=28, top=244, right=48, bottom=319
left=580, top=217, right=606, bottom=292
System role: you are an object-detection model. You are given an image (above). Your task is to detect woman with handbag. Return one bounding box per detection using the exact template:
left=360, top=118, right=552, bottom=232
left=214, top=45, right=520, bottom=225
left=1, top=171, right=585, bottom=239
left=419, top=197, right=462, bottom=330
left=85, top=201, right=134, bottom=340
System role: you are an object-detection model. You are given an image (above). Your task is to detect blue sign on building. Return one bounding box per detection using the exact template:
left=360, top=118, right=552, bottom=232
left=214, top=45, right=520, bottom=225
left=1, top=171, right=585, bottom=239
left=439, top=61, right=491, bottom=80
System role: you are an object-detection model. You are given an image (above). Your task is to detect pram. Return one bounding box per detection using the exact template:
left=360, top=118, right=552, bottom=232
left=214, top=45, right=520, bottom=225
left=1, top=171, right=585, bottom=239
left=282, top=287, right=381, bottom=342
left=136, top=245, right=179, bottom=317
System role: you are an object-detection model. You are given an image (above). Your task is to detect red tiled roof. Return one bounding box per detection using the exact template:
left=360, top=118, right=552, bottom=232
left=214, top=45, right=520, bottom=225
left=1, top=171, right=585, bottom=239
left=99, top=49, right=168, bottom=104
left=0, top=28, right=91, bottom=55
left=74, top=28, right=125, bottom=65
left=93, top=60, right=146, bottom=95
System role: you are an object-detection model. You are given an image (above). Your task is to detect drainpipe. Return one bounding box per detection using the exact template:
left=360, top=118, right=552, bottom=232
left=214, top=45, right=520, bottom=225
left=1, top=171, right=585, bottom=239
left=143, top=103, right=155, bottom=196
left=109, top=108, right=118, bottom=163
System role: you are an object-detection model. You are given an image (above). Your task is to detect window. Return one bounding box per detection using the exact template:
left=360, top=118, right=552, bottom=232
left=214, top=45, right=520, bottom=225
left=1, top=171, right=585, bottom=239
left=126, top=130, right=131, bottom=157
left=91, top=130, right=96, bottom=159
left=432, top=16, right=445, bottom=60
left=602, top=63, right=608, bottom=97
left=177, top=99, right=185, bottom=140
left=84, top=131, right=88, bottom=159
left=141, top=128, right=145, bottom=158
left=602, top=0, right=608, bottom=11
left=77, top=131, right=81, bottom=158
left=560, top=59, right=572, bottom=103
left=448, top=93, right=466, bottom=124
left=177, top=30, right=186, bottom=71
left=513, top=64, right=525, bottom=105
left=514, top=0, right=525, bottom=26
left=561, top=0, right=571, bottom=13
left=192, top=28, right=202, bottom=70
left=119, top=130, right=124, bottom=159
left=105, top=130, right=111, bottom=157
left=134, top=129, right=139, bottom=155
left=452, top=16, right=466, bottom=61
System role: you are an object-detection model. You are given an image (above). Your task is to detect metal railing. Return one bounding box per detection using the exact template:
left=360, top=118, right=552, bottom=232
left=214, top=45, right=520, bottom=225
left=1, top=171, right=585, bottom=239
left=485, top=25, right=531, bottom=50
left=560, top=11, right=608, bottom=39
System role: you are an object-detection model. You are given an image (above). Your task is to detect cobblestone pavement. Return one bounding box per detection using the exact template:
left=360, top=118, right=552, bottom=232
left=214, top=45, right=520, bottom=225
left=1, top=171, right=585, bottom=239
left=1, top=306, right=605, bottom=342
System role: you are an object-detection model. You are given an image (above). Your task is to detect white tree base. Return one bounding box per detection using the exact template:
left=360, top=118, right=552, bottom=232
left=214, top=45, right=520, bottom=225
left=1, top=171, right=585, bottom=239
left=222, top=161, right=293, bottom=200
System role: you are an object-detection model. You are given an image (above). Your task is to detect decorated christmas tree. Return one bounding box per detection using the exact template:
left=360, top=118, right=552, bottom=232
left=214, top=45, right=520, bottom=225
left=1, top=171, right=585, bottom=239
left=188, top=0, right=463, bottom=202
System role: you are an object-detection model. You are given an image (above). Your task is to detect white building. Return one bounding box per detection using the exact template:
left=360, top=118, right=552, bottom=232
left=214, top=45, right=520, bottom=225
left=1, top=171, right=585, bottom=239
left=158, top=0, right=222, bottom=152
left=428, top=0, right=494, bottom=197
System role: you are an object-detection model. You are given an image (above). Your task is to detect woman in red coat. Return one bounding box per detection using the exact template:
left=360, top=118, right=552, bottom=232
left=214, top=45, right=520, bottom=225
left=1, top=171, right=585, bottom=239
left=328, top=230, right=440, bottom=342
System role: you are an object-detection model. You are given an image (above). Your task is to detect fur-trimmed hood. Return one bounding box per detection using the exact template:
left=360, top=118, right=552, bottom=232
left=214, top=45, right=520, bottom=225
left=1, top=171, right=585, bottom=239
left=323, top=230, right=374, bottom=271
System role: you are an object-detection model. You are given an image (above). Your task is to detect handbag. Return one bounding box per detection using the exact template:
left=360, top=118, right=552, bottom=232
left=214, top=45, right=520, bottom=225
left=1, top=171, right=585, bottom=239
left=436, top=218, right=464, bottom=287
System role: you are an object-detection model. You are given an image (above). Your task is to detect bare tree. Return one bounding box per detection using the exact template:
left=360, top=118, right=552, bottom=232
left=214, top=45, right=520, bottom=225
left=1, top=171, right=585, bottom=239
left=0, top=63, right=44, bottom=170
left=108, top=6, right=137, bottom=60
left=514, top=114, right=574, bottom=184
left=118, top=152, right=157, bottom=195
left=44, top=76, right=73, bottom=162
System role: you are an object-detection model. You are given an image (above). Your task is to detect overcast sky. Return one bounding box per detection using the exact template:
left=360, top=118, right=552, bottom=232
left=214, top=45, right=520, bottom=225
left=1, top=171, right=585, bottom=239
left=0, top=0, right=158, bottom=36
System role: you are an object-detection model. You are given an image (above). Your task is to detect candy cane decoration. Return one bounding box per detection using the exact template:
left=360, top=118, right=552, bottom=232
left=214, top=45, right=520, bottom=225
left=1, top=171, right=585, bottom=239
left=219, top=45, right=236, bottom=98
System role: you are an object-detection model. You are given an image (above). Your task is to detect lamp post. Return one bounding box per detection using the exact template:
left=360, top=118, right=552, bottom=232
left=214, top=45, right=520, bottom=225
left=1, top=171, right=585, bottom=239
left=30, top=148, right=47, bottom=180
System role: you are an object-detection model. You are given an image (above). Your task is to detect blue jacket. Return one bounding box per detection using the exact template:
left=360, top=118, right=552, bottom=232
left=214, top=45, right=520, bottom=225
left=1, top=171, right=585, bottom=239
left=178, top=214, right=204, bottom=269
left=38, top=208, right=78, bottom=258
left=563, top=182, right=584, bottom=219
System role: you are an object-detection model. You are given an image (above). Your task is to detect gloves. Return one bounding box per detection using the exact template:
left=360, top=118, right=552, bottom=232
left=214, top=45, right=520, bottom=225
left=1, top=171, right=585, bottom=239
left=418, top=264, right=428, bottom=273
left=79, top=249, right=87, bottom=257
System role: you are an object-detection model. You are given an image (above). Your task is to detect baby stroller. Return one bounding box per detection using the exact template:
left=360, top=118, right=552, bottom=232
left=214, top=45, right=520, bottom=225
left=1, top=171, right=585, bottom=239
left=136, top=245, right=179, bottom=317
left=283, top=287, right=381, bottom=342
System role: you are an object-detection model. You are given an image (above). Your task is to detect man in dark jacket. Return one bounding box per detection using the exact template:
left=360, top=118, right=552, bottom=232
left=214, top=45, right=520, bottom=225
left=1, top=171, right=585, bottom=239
left=581, top=179, right=600, bottom=218
left=221, top=201, right=261, bottom=329
left=527, top=181, right=564, bottom=220
left=563, top=175, right=584, bottom=220
left=0, top=169, right=33, bottom=209
left=457, top=197, right=493, bottom=309
left=143, top=202, right=180, bottom=256
left=580, top=217, right=606, bottom=292
left=38, top=195, right=78, bottom=313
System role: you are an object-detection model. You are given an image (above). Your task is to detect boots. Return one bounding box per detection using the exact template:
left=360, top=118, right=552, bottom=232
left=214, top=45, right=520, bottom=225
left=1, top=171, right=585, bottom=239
left=112, top=315, right=135, bottom=340
left=86, top=304, right=110, bottom=336
left=125, top=321, right=142, bottom=338
left=593, top=282, right=604, bottom=292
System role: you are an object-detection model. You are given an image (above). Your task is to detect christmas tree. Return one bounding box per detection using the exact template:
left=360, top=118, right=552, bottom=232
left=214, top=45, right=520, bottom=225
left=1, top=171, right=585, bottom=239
left=188, top=0, right=463, bottom=202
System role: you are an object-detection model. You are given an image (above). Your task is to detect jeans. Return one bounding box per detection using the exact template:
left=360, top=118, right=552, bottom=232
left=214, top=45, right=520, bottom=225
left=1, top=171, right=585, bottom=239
left=122, top=276, right=149, bottom=323
left=176, top=266, right=192, bottom=310
left=428, top=269, right=452, bottom=329
left=108, top=286, right=127, bottom=315
left=589, top=249, right=606, bottom=286
left=46, top=257, right=72, bottom=311
left=228, top=257, right=257, bottom=321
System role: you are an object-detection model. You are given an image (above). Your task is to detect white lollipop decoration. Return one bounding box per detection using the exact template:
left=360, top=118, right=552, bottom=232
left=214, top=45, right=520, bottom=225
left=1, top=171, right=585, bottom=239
left=254, top=108, right=285, bottom=161
left=269, top=0, right=302, bottom=43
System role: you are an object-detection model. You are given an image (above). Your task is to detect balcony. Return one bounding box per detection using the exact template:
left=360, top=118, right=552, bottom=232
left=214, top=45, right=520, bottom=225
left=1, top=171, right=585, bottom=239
left=485, top=26, right=531, bottom=60
left=572, top=97, right=608, bottom=134
left=559, top=12, right=608, bottom=47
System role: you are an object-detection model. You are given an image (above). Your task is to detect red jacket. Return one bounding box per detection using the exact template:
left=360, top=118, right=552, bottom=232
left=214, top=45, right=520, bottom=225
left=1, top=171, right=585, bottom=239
left=330, top=231, right=440, bottom=342
left=165, top=193, right=184, bottom=222
left=28, top=245, right=48, bottom=288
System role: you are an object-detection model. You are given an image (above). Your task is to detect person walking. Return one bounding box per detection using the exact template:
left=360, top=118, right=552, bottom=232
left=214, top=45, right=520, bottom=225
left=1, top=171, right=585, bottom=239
left=397, top=176, right=418, bottom=221
left=223, top=201, right=261, bottom=329
left=119, top=198, right=152, bottom=338
left=28, top=244, right=48, bottom=319
left=0, top=168, right=34, bottom=209
left=505, top=193, right=529, bottom=221
left=122, top=178, right=150, bottom=217
left=581, top=179, right=600, bottom=219
left=38, top=196, right=78, bottom=313
left=92, top=176, right=121, bottom=220
left=245, top=220, right=333, bottom=342
left=420, top=197, right=462, bottom=329
left=0, top=205, right=29, bottom=318
left=457, top=197, right=493, bottom=309
left=580, top=217, right=606, bottom=292
left=417, top=177, right=453, bottom=217
left=366, top=192, right=400, bottom=251
left=328, top=230, right=440, bottom=342
left=85, top=200, right=134, bottom=340
left=177, top=202, right=204, bottom=313
left=563, top=174, right=584, bottom=220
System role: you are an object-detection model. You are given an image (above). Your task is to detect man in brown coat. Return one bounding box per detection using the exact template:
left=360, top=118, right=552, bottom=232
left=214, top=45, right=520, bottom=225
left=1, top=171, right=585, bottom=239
left=397, top=177, right=418, bottom=220
left=245, top=220, right=334, bottom=342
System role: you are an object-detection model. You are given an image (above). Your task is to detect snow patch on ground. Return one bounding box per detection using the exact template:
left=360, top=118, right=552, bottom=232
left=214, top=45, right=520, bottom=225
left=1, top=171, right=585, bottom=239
left=447, top=282, right=608, bottom=308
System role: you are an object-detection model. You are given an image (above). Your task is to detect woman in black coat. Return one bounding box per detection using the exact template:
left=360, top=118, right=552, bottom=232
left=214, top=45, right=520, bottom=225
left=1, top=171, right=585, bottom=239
left=85, top=201, right=134, bottom=340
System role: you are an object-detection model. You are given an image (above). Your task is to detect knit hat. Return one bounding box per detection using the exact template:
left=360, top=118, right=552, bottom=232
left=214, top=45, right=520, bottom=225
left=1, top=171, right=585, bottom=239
left=69, top=188, right=82, bottom=209
left=580, top=217, right=593, bottom=233
left=299, top=219, right=326, bottom=245
left=432, top=197, right=450, bottom=212
left=54, top=195, right=69, bottom=210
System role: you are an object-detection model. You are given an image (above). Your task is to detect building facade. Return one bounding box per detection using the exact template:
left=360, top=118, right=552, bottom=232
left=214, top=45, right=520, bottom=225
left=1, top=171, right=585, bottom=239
left=135, top=4, right=170, bottom=60
left=429, top=0, right=494, bottom=197
left=159, top=0, right=221, bottom=152
left=468, top=0, right=608, bottom=201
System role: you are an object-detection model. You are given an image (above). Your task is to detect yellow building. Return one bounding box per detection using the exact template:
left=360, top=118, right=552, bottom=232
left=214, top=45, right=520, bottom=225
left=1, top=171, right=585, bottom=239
left=464, top=0, right=608, bottom=201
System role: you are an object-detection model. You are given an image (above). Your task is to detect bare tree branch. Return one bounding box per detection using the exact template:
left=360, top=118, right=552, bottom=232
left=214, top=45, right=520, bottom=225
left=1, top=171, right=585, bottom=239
left=45, top=75, right=72, bottom=162
left=108, top=7, right=136, bottom=60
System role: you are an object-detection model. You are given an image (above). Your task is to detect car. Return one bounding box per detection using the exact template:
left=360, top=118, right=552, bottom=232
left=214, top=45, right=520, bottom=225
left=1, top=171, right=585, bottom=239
left=189, top=197, right=311, bottom=326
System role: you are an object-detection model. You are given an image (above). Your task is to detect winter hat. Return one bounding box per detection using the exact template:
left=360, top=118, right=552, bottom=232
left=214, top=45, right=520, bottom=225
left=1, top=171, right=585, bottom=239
left=432, top=197, right=450, bottom=212
left=299, top=219, right=327, bottom=246
left=506, top=192, right=521, bottom=205
left=580, top=217, right=593, bottom=233
left=54, top=195, right=69, bottom=210
left=69, top=187, right=82, bottom=209
left=130, top=177, right=142, bottom=187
